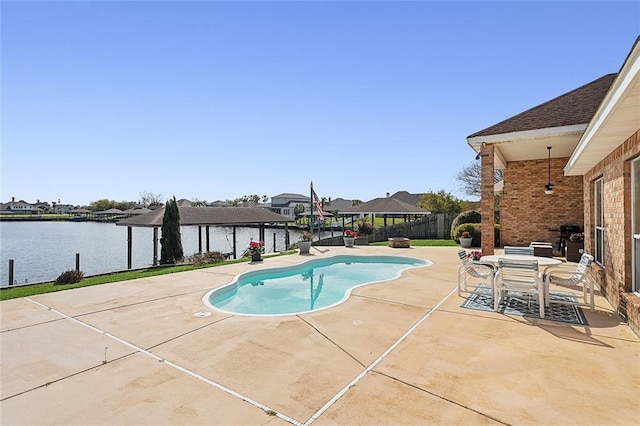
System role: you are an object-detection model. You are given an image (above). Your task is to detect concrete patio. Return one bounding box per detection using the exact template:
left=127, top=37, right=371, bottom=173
left=1, top=246, right=638, bottom=425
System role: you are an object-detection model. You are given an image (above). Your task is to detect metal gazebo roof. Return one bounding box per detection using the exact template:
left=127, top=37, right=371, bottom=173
left=115, top=207, right=294, bottom=267
left=116, top=207, right=292, bottom=227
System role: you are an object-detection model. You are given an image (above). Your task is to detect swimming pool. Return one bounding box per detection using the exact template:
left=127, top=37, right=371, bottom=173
left=202, top=255, right=431, bottom=316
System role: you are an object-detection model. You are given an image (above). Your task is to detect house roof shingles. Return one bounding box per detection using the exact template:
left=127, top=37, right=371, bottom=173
left=468, top=73, right=617, bottom=138
left=342, top=197, right=429, bottom=214
left=389, top=191, right=421, bottom=206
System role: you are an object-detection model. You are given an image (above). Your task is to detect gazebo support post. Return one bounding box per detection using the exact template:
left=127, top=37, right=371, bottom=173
left=232, top=226, right=237, bottom=259
left=153, top=227, right=158, bottom=266
left=127, top=226, right=132, bottom=270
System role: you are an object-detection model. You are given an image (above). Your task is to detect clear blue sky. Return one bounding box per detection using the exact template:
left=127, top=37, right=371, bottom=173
left=2, top=1, right=639, bottom=206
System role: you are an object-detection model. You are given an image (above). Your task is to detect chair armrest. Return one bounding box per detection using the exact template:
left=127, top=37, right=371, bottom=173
left=472, top=260, right=496, bottom=271
left=460, top=262, right=495, bottom=279
left=544, top=265, right=587, bottom=282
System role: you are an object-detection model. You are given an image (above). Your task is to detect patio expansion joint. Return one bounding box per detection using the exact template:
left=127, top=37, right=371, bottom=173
left=145, top=314, right=234, bottom=351
left=22, top=297, right=306, bottom=426
left=0, top=352, right=137, bottom=402
left=301, top=286, right=458, bottom=426
left=373, top=371, right=511, bottom=426
left=353, top=293, right=434, bottom=310
left=1, top=317, right=65, bottom=333
left=65, top=288, right=214, bottom=318
left=296, top=315, right=366, bottom=368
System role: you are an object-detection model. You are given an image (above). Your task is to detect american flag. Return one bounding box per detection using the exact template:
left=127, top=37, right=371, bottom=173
left=311, top=187, right=325, bottom=220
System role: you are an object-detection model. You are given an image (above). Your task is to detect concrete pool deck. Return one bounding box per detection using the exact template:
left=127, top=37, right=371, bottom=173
left=1, top=246, right=638, bottom=425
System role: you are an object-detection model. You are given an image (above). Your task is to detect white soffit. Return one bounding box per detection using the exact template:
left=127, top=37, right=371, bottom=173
left=565, top=40, right=640, bottom=176
left=467, top=125, right=584, bottom=169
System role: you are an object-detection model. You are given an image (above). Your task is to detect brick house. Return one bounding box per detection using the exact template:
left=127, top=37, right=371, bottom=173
left=467, top=37, right=640, bottom=336
left=269, top=193, right=310, bottom=220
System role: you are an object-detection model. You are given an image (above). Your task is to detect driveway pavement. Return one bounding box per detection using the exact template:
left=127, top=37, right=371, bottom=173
left=1, top=246, right=638, bottom=425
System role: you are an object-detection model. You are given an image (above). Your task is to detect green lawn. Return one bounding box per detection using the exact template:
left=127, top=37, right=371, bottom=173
left=370, top=239, right=456, bottom=247
left=0, top=253, right=291, bottom=301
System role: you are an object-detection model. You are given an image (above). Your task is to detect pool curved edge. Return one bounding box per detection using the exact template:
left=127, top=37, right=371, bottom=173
left=201, top=254, right=433, bottom=317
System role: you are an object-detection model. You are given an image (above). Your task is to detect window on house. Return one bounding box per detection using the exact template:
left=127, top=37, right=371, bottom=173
left=594, top=177, right=605, bottom=265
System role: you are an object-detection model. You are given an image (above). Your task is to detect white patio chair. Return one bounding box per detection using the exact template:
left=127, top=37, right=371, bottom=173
left=503, top=246, right=535, bottom=256
left=544, top=253, right=595, bottom=311
left=456, top=249, right=494, bottom=297
left=495, top=258, right=544, bottom=318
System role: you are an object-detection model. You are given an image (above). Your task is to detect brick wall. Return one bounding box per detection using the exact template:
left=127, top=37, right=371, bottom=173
left=481, top=144, right=496, bottom=255
left=500, top=157, right=584, bottom=248
left=583, top=129, right=640, bottom=336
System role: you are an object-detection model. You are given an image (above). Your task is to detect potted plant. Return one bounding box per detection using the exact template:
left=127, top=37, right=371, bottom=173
left=467, top=250, right=483, bottom=261
left=459, top=231, right=473, bottom=248
left=299, top=231, right=313, bottom=255
left=247, top=240, right=264, bottom=262
left=565, top=232, right=584, bottom=262
left=343, top=229, right=358, bottom=247
left=357, top=221, right=375, bottom=245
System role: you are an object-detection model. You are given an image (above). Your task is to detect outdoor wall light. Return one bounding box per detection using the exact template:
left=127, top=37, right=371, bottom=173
left=475, top=142, right=485, bottom=160
left=544, top=146, right=555, bottom=195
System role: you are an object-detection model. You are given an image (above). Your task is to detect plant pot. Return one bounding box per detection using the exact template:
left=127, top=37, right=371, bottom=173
left=251, top=253, right=262, bottom=262
left=459, top=237, right=473, bottom=248
left=298, top=241, right=311, bottom=254
left=565, top=241, right=583, bottom=262
left=355, top=237, right=369, bottom=246
left=343, top=237, right=355, bottom=247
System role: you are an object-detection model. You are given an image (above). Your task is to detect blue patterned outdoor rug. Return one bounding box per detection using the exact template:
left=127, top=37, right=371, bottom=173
left=461, top=285, right=588, bottom=325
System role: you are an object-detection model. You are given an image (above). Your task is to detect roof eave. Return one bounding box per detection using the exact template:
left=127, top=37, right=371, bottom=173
left=565, top=38, right=640, bottom=176
left=467, top=124, right=588, bottom=149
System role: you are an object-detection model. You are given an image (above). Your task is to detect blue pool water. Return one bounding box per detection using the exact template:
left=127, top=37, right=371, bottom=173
left=202, top=255, right=430, bottom=316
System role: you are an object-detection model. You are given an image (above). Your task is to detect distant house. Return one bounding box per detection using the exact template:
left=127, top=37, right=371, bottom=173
left=388, top=191, right=422, bottom=206
left=324, top=198, right=353, bottom=212
left=270, top=193, right=310, bottom=219
left=33, top=200, right=52, bottom=212
left=6, top=200, right=35, bottom=213
left=53, top=204, right=75, bottom=214
left=208, top=200, right=233, bottom=208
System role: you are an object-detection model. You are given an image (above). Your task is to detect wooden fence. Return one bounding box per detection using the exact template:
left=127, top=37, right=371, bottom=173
left=316, top=213, right=456, bottom=245
left=370, top=213, right=455, bottom=241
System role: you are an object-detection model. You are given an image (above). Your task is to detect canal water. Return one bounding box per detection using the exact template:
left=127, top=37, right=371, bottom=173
left=0, top=221, right=334, bottom=286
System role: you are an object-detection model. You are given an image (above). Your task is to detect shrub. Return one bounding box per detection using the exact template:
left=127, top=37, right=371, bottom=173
left=357, top=221, right=375, bottom=236
left=452, top=223, right=481, bottom=246
left=452, top=223, right=501, bottom=247
left=450, top=210, right=481, bottom=239
left=287, top=242, right=300, bottom=250
left=55, top=269, right=84, bottom=285
left=189, top=251, right=227, bottom=267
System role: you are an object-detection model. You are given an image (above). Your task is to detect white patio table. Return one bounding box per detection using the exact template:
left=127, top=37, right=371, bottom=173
left=479, top=254, right=562, bottom=267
